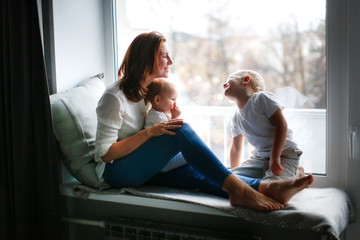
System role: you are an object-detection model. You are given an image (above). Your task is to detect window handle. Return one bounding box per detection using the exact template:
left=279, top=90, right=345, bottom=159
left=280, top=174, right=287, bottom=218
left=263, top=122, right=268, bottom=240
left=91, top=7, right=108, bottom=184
left=349, top=126, right=358, bottom=159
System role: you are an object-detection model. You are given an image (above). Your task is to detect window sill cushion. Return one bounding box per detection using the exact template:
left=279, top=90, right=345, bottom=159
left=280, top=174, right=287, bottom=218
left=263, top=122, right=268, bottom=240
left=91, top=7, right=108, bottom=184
left=61, top=182, right=354, bottom=240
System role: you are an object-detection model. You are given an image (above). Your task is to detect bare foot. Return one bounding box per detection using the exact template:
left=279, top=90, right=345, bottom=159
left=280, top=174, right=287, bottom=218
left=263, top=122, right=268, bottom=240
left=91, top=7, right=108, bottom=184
left=296, top=166, right=305, bottom=177
left=259, top=175, right=314, bottom=204
left=223, top=175, right=284, bottom=211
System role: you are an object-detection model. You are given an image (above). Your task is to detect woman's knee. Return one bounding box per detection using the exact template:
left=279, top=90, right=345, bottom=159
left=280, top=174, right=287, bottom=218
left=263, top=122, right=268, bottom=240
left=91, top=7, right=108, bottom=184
left=181, top=122, right=191, bottom=130
left=176, top=122, right=196, bottom=136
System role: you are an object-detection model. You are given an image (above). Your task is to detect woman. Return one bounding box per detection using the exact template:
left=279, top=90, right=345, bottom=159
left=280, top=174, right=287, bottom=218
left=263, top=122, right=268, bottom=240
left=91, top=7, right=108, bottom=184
left=94, top=31, right=313, bottom=211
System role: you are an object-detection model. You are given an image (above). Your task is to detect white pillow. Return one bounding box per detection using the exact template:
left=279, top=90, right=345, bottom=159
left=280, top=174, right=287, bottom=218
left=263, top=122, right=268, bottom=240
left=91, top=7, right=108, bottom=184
left=50, top=78, right=110, bottom=190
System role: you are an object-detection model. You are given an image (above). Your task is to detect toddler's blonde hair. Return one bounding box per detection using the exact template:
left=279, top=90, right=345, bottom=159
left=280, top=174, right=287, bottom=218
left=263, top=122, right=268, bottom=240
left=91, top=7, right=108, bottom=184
left=230, top=69, right=265, bottom=92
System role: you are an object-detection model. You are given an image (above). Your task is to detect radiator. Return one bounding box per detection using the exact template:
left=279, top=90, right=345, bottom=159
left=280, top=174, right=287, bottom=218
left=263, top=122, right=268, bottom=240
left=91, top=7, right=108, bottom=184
left=105, top=217, right=261, bottom=240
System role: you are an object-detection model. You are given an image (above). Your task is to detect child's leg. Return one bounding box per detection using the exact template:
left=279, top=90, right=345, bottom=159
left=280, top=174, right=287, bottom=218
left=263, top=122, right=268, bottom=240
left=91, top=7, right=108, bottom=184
left=230, top=156, right=265, bottom=179
left=263, top=148, right=301, bottom=180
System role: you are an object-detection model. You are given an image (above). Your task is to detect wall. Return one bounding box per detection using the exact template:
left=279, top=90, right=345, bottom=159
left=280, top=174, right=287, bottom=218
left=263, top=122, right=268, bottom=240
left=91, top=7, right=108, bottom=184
left=52, top=0, right=107, bottom=92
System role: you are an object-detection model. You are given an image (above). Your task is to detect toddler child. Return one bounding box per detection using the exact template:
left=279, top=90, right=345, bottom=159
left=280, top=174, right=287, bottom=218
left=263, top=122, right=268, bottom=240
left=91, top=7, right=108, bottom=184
left=145, top=78, right=187, bottom=172
left=223, top=70, right=303, bottom=180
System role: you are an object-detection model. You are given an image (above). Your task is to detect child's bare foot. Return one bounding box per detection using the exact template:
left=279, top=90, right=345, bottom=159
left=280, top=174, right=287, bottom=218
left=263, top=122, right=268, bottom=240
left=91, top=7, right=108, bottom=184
left=296, top=166, right=305, bottom=177
left=259, top=175, right=314, bottom=204
left=224, top=175, right=284, bottom=211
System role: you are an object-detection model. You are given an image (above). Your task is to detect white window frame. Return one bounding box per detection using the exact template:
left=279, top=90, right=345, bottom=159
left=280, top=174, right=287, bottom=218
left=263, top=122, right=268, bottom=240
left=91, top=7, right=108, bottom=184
left=316, top=0, right=348, bottom=189
left=105, top=0, right=348, bottom=189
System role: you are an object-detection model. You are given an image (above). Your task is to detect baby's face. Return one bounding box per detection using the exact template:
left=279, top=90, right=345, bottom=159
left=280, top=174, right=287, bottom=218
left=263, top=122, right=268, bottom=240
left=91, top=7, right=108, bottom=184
left=158, top=86, right=177, bottom=114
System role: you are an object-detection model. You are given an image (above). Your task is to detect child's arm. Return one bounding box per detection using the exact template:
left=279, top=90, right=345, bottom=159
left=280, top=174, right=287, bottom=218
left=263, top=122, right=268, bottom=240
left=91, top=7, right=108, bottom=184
left=269, top=108, right=287, bottom=175
left=230, top=134, right=244, bottom=168
left=170, top=102, right=181, bottom=119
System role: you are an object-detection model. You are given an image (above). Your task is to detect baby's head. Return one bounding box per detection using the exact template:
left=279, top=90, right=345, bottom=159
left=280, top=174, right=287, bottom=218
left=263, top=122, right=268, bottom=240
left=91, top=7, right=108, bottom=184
left=229, top=69, right=265, bottom=92
left=146, top=78, right=177, bottom=113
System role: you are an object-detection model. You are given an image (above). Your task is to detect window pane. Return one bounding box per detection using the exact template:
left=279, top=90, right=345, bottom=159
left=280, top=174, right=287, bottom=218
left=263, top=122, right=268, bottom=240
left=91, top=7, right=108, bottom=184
left=115, top=0, right=326, bottom=174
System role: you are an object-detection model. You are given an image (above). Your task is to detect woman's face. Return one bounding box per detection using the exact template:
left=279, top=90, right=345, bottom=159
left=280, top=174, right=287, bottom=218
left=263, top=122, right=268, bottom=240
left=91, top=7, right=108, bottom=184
left=152, top=42, right=173, bottom=79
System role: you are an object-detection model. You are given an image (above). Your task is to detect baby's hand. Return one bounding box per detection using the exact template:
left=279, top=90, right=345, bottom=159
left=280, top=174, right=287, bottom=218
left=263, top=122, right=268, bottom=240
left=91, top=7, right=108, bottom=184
left=171, top=102, right=181, bottom=119
left=270, top=158, right=284, bottom=176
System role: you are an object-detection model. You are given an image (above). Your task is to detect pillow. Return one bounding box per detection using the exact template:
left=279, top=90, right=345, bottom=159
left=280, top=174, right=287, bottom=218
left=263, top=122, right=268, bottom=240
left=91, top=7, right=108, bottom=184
left=50, top=78, right=110, bottom=190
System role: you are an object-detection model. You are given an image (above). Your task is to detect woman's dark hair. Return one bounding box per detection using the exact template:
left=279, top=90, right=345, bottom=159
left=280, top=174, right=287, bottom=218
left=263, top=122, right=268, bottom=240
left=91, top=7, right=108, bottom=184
left=118, top=31, right=167, bottom=102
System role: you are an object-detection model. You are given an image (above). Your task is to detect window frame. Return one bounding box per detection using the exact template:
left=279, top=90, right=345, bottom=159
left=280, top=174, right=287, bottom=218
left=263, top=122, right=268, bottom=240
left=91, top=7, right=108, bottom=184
left=108, top=0, right=348, bottom=189
left=315, top=0, right=348, bottom=189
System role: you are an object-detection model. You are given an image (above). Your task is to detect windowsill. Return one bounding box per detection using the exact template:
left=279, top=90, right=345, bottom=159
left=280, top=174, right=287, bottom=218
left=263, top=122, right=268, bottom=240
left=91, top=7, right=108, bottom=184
left=59, top=181, right=234, bottom=217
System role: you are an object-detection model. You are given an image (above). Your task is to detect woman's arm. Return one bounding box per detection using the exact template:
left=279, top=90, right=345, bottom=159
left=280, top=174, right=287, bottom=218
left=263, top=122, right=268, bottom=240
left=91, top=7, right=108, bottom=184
left=101, top=119, right=183, bottom=163
left=230, top=134, right=244, bottom=168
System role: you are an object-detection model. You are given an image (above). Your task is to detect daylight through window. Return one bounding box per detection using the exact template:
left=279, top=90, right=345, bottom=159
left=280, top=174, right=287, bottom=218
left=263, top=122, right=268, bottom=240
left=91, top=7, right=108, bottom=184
left=115, top=0, right=326, bottom=175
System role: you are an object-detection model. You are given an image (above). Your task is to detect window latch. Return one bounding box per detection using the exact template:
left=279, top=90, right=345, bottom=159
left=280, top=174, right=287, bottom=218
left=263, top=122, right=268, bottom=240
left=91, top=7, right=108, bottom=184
left=349, top=126, right=358, bottom=159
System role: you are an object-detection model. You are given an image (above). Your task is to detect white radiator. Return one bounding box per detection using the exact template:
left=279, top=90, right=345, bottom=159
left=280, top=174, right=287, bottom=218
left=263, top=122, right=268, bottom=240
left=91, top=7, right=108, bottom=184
left=105, top=217, right=261, bottom=240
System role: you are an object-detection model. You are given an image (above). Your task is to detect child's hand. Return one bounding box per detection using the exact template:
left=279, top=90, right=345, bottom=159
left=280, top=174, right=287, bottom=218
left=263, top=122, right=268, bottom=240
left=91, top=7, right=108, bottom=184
left=270, top=158, right=284, bottom=176
left=171, top=102, right=181, bottom=119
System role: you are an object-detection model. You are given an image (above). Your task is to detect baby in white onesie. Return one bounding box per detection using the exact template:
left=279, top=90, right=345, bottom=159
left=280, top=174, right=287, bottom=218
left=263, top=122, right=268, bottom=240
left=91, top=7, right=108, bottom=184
left=145, top=78, right=186, bottom=172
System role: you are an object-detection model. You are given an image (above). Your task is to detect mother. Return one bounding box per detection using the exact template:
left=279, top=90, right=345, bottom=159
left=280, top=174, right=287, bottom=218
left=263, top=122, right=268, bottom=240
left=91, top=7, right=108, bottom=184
left=94, top=31, right=313, bottom=211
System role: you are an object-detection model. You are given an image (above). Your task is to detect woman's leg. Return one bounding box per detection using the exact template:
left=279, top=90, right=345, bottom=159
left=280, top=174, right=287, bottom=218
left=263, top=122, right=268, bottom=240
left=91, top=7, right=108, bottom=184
left=222, top=173, right=314, bottom=210
left=104, top=122, right=313, bottom=211
left=148, top=164, right=261, bottom=198
left=104, top=122, right=233, bottom=188
left=172, top=123, right=312, bottom=210
left=148, top=164, right=228, bottom=197
left=103, top=134, right=181, bottom=188
left=173, top=123, right=232, bottom=187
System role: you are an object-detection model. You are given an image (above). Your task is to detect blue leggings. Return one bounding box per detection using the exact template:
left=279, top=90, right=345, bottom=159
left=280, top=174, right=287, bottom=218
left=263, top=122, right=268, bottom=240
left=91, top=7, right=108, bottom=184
left=103, top=122, right=261, bottom=198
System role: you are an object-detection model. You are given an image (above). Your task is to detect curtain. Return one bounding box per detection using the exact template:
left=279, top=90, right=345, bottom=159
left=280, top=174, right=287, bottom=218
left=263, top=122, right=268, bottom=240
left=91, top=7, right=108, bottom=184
left=0, top=0, right=63, bottom=239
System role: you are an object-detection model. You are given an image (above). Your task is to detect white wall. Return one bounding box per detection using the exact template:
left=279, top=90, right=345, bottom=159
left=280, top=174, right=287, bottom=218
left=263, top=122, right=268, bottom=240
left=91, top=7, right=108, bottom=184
left=52, top=0, right=107, bottom=92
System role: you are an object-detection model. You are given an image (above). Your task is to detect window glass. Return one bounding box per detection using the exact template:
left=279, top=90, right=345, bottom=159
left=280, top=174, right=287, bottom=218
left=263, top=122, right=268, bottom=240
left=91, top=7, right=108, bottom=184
left=115, top=0, right=326, bottom=174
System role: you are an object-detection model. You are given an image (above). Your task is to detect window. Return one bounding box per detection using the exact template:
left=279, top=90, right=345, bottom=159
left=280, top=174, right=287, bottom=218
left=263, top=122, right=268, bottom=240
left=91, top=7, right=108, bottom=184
left=114, top=0, right=327, bottom=176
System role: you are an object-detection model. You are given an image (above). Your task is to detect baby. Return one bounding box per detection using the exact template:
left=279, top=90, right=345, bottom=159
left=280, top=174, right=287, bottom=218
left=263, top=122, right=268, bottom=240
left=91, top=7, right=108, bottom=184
left=223, top=70, right=303, bottom=180
left=145, top=78, right=186, bottom=172
left=145, top=78, right=181, bottom=127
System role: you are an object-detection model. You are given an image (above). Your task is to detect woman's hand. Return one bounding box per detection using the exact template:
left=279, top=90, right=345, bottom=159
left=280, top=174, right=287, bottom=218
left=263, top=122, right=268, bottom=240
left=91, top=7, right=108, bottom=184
left=148, top=119, right=183, bottom=137
left=101, top=119, right=183, bottom=163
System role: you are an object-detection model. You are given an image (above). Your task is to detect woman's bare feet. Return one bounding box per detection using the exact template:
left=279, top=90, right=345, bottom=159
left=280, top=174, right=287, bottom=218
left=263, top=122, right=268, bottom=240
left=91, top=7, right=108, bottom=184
left=223, top=174, right=284, bottom=211
left=259, top=174, right=314, bottom=204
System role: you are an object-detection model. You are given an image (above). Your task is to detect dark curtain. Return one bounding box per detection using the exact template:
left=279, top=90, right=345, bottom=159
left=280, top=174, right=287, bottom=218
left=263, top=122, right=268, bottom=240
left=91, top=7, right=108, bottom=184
left=0, top=0, right=63, bottom=239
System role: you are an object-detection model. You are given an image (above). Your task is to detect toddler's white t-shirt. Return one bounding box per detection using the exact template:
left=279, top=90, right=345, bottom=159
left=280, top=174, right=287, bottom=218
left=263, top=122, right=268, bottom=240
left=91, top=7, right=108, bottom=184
left=230, top=91, right=296, bottom=158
